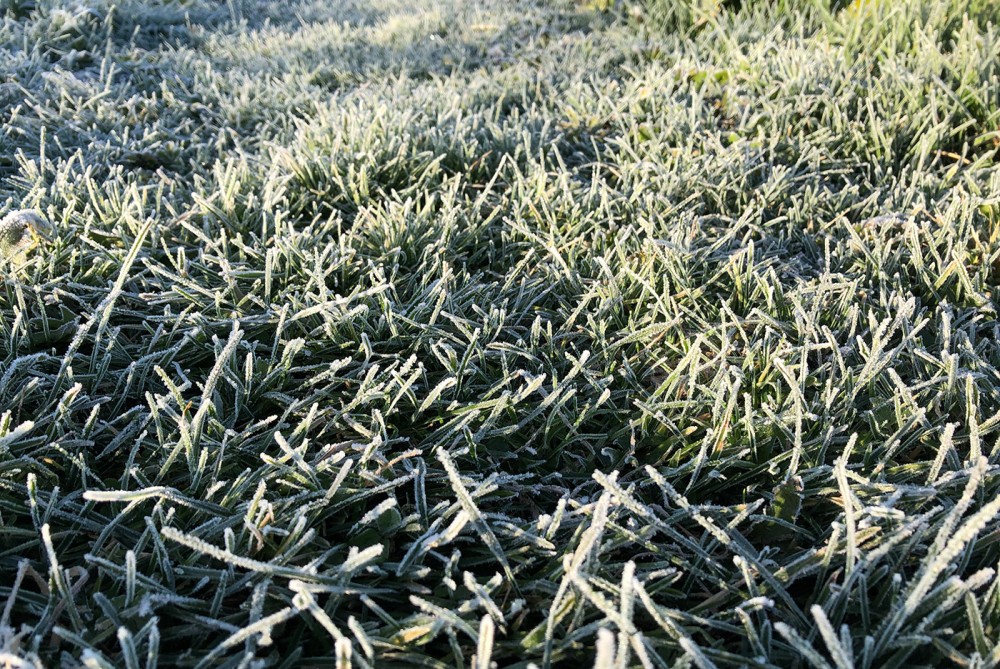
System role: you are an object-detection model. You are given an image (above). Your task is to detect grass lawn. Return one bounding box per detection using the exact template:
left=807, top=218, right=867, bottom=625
left=2, top=0, right=1000, bottom=666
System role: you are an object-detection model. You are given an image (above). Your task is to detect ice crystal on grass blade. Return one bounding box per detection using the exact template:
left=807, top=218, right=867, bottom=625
left=0, top=562, right=44, bottom=669
left=0, top=626, right=44, bottom=669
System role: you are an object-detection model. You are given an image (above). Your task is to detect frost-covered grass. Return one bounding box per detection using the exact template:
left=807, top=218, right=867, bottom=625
left=2, top=0, right=1000, bottom=667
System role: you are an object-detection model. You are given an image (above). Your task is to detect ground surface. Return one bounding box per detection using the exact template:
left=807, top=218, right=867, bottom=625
left=1, top=0, right=1000, bottom=667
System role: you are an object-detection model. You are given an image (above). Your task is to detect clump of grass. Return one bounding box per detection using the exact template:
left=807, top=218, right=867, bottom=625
left=0, top=0, right=999, bottom=667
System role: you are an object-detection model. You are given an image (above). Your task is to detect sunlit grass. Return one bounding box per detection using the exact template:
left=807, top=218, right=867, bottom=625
left=1, top=0, right=1000, bottom=667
